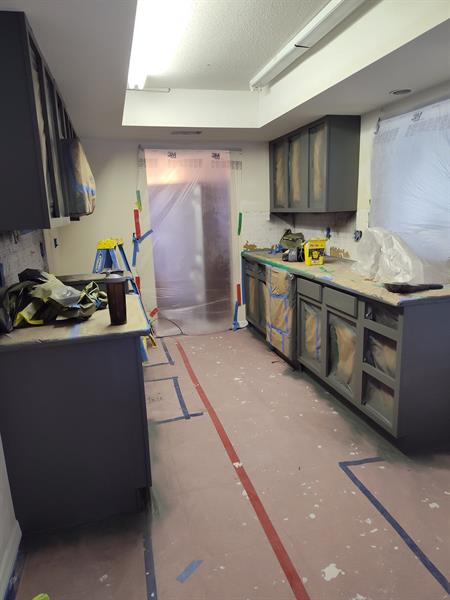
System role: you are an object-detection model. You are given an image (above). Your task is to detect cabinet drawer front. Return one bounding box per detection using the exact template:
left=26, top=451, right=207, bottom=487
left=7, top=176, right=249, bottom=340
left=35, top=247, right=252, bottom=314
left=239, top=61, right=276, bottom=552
left=324, top=287, right=357, bottom=317
left=297, top=278, right=322, bottom=302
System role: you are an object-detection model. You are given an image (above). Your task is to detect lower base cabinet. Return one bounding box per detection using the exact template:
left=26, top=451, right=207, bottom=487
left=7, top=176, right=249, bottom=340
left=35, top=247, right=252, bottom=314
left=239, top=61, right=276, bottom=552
left=244, top=258, right=450, bottom=441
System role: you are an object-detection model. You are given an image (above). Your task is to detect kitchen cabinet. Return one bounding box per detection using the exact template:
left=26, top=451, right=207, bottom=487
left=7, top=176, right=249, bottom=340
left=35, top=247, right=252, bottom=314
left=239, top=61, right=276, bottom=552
left=270, top=115, right=360, bottom=214
left=0, top=295, right=151, bottom=533
left=243, top=252, right=450, bottom=442
left=0, top=11, right=79, bottom=231
left=243, top=260, right=266, bottom=335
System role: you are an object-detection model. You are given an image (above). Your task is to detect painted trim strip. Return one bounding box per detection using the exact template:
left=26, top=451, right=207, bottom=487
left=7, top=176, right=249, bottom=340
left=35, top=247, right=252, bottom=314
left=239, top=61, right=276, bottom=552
left=176, top=560, right=203, bottom=583
left=143, top=511, right=158, bottom=599
left=339, top=457, right=450, bottom=594
left=176, top=341, right=310, bottom=600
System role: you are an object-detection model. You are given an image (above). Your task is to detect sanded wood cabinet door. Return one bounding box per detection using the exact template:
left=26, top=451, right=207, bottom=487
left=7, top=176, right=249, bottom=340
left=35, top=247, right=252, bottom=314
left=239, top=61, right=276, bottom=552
left=270, top=139, right=289, bottom=210
left=308, top=121, right=328, bottom=211
left=289, top=130, right=308, bottom=210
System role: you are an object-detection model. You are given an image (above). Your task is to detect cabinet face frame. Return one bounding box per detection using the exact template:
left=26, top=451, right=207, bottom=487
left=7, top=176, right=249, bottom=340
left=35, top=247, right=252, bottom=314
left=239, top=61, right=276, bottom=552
left=0, top=11, right=78, bottom=231
left=297, top=293, right=323, bottom=375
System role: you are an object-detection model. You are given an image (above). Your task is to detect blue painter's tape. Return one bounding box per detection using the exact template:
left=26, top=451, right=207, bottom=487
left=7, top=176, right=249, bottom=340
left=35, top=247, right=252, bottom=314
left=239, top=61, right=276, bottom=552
left=147, top=376, right=190, bottom=420
left=69, top=322, right=81, bottom=339
left=176, top=560, right=203, bottom=583
left=339, top=457, right=450, bottom=594
left=232, top=300, right=239, bottom=330
left=154, top=412, right=204, bottom=425
left=143, top=511, right=158, bottom=599
left=268, top=323, right=289, bottom=336
left=241, top=256, right=246, bottom=306
left=140, top=339, right=149, bottom=363
left=147, top=339, right=174, bottom=367
left=173, top=376, right=189, bottom=419
left=161, top=338, right=174, bottom=365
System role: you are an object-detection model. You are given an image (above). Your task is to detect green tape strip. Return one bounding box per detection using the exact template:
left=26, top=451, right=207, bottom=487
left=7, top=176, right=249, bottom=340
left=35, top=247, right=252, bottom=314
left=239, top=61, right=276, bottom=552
left=237, top=212, right=243, bottom=236
left=135, top=190, right=142, bottom=211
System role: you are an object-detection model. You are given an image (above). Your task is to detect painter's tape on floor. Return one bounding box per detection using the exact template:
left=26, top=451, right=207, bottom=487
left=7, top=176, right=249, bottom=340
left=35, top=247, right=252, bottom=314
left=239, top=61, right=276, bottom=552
left=339, top=457, right=450, bottom=594
left=176, top=560, right=203, bottom=583
left=146, top=339, right=175, bottom=368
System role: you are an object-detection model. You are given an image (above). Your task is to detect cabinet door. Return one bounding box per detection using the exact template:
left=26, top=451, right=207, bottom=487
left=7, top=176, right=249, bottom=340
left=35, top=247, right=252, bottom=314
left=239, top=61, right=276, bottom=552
left=289, top=131, right=308, bottom=210
left=326, top=312, right=358, bottom=400
left=244, top=271, right=259, bottom=327
left=41, top=67, right=68, bottom=218
left=308, top=121, right=328, bottom=211
left=271, top=140, right=289, bottom=209
left=29, top=42, right=55, bottom=219
left=298, top=297, right=322, bottom=372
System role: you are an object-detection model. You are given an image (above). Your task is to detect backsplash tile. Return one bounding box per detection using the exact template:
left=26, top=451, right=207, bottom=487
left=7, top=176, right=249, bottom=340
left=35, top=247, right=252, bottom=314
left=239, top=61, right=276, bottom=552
left=0, top=230, right=47, bottom=287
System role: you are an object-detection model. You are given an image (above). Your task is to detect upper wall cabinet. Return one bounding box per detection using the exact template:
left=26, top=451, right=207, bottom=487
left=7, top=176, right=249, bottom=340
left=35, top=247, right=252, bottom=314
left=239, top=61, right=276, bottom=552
left=270, top=115, right=361, bottom=213
left=0, top=11, right=78, bottom=231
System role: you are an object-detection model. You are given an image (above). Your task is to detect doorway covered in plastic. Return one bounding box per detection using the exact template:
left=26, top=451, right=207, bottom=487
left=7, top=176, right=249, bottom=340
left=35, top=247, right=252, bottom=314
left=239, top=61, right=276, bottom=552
left=145, top=150, right=233, bottom=334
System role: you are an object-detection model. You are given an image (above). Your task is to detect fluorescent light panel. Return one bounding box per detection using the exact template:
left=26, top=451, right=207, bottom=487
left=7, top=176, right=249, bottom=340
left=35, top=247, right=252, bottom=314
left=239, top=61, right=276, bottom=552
left=128, top=0, right=192, bottom=89
left=249, top=0, right=366, bottom=89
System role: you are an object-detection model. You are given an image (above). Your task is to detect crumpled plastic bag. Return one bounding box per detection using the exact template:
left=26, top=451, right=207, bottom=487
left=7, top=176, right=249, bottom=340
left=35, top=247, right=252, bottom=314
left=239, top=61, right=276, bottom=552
left=352, top=228, right=449, bottom=285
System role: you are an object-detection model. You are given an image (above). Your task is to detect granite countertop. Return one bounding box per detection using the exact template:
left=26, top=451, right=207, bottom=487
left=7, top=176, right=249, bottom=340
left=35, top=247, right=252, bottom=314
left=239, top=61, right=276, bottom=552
left=0, top=293, right=150, bottom=351
left=242, top=250, right=450, bottom=307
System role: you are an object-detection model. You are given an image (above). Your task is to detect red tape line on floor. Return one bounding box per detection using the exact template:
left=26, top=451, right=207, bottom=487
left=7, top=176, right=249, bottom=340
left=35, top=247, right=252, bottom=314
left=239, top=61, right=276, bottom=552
left=176, top=341, right=310, bottom=600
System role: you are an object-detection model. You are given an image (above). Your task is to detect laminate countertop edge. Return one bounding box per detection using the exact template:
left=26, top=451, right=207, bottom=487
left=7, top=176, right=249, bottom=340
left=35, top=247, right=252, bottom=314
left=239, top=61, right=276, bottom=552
left=242, top=251, right=450, bottom=307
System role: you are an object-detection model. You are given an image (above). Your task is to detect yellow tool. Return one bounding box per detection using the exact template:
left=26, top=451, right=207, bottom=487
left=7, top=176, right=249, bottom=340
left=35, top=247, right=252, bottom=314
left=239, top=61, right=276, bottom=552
left=304, top=239, right=326, bottom=266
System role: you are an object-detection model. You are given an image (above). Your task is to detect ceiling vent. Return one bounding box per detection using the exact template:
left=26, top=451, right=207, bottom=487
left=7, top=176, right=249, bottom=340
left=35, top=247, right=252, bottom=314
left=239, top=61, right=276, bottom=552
left=171, top=130, right=203, bottom=135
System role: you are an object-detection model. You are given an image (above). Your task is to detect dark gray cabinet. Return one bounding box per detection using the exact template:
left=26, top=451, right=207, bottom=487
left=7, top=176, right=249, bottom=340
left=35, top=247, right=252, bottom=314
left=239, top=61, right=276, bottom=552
left=243, top=254, right=450, bottom=441
left=0, top=11, right=78, bottom=231
left=270, top=115, right=360, bottom=214
left=243, top=261, right=266, bottom=335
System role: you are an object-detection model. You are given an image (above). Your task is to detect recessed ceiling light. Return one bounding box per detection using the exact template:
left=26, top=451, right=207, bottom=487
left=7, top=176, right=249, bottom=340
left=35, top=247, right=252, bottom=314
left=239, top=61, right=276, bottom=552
left=128, top=0, right=193, bottom=89
left=389, top=89, right=412, bottom=96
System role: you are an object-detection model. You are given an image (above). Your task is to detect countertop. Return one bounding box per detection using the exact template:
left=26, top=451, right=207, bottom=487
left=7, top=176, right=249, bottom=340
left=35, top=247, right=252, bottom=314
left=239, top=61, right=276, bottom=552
left=242, top=250, right=450, bottom=307
left=0, top=293, right=150, bottom=351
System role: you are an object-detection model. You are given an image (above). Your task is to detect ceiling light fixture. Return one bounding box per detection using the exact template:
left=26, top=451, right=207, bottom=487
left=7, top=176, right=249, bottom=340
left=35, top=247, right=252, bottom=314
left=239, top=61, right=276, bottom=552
left=249, top=0, right=366, bottom=90
left=127, top=0, right=192, bottom=90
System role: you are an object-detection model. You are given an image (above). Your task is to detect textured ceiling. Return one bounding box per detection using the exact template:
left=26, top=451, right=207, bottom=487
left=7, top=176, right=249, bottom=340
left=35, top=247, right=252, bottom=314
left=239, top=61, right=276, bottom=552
left=0, top=0, right=448, bottom=141
left=141, top=0, right=330, bottom=90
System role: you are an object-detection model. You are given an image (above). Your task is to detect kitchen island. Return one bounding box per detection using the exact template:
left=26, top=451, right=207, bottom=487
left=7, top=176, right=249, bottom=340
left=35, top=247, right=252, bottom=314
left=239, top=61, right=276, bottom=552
left=0, top=294, right=151, bottom=533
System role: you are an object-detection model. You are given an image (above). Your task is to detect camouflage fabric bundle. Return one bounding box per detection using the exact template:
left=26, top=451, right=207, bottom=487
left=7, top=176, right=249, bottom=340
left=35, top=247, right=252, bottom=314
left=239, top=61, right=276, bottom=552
left=0, top=270, right=107, bottom=334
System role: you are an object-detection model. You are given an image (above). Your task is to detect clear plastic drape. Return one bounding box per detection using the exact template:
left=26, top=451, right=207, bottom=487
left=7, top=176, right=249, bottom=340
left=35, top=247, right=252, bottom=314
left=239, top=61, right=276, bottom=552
left=145, top=150, right=234, bottom=335
left=370, top=99, right=450, bottom=270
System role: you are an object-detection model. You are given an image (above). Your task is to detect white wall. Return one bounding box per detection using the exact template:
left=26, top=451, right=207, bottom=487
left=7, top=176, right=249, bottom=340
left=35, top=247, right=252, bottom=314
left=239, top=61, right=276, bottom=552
left=0, top=438, right=21, bottom=598
left=49, top=139, right=288, bottom=314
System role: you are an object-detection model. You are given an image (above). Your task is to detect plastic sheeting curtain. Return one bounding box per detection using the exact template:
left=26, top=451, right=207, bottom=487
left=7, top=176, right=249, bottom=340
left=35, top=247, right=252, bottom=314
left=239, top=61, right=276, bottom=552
left=370, top=99, right=450, bottom=270
left=145, top=149, right=236, bottom=334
